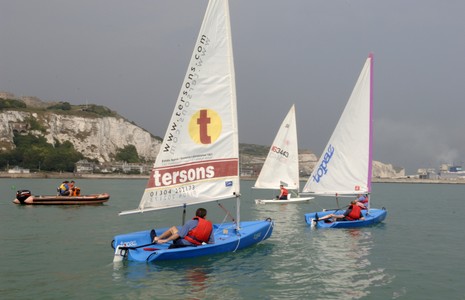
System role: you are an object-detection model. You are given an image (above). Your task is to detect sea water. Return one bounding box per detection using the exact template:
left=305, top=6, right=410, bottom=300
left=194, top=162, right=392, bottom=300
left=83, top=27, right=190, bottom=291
left=1, top=178, right=464, bottom=299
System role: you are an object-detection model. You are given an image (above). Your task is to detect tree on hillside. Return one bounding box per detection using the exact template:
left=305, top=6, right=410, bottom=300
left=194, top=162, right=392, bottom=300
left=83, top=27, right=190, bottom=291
left=0, top=134, right=83, bottom=172
left=115, top=145, right=140, bottom=163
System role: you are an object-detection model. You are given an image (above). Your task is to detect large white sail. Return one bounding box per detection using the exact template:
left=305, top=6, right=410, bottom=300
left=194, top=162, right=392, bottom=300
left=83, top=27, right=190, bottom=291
left=121, top=0, right=239, bottom=214
left=302, top=54, right=373, bottom=196
left=253, top=105, right=300, bottom=190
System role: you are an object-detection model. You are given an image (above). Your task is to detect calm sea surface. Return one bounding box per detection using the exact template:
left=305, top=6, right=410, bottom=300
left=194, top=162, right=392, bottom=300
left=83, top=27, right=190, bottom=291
left=1, top=178, right=465, bottom=299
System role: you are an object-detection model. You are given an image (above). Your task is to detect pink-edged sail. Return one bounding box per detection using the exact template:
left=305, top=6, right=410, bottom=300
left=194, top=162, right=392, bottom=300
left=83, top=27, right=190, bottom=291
left=120, top=0, right=239, bottom=215
left=303, top=54, right=387, bottom=228
left=302, top=54, right=373, bottom=196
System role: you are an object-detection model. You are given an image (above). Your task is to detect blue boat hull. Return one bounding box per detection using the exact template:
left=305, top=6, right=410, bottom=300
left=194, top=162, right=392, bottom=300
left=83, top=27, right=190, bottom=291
left=304, top=208, right=387, bottom=228
left=112, top=219, right=274, bottom=263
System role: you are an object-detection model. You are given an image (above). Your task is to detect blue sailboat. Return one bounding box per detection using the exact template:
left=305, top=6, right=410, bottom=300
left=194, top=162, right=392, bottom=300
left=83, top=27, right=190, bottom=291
left=303, top=54, right=387, bottom=228
left=112, top=0, right=273, bottom=263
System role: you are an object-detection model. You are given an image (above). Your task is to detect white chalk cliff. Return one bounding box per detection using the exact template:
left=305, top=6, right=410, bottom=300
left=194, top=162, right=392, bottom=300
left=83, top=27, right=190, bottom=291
left=0, top=110, right=160, bottom=163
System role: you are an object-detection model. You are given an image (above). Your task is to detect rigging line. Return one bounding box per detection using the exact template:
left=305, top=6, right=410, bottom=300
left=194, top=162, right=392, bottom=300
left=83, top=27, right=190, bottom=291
left=233, top=234, right=241, bottom=252
left=216, top=201, right=235, bottom=222
left=261, top=219, right=274, bottom=242
left=315, top=201, right=327, bottom=211
left=213, top=214, right=229, bottom=236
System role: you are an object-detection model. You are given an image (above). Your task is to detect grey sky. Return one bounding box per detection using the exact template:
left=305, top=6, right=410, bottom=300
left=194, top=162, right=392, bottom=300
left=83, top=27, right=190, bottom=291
left=1, top=0, right=464, bottom=174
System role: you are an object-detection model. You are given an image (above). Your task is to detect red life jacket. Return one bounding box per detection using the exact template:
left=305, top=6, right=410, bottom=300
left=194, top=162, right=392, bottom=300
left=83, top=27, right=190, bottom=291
left=281, top=188, right=288, bottom=196
left=184, top=217, right=213, bottom=245
left=70, top=187, right=81, bottom=196
left=359, top=196, right=368, bottom=203
left=346, top=205, right=362, bottom=221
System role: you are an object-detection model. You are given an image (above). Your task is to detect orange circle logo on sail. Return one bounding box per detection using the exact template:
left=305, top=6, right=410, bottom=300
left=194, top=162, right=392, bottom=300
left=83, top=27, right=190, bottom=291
left=189, top=109, right=222, bottom=144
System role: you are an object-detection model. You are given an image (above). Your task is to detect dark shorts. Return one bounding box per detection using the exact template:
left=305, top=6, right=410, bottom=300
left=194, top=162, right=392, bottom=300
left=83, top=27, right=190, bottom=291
left=169, top=238, right=195, bottom=249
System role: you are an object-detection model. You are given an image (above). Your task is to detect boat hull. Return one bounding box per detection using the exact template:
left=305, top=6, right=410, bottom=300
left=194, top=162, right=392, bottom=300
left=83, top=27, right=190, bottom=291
left=112, top=219, right=274, bottom=263
left=13, top=193, right=110, bottom=205
left=304, top=208, right=387, bottom=228
left=255, top=196, right=314, bottom=204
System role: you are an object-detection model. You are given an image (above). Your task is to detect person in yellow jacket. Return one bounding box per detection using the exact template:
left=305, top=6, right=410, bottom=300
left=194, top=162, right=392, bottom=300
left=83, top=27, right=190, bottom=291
left=57, top=181, right=70, bottom=196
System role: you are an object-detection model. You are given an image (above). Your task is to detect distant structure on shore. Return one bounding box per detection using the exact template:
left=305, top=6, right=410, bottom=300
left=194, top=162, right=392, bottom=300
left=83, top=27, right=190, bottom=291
left=415, top=164, right=465, bottom=180
left=7, top=166, right=30, bottom=174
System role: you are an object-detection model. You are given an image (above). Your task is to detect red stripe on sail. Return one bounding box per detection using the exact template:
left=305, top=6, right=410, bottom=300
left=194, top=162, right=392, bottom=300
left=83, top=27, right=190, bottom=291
left=146, top=159, right=238, bottom=188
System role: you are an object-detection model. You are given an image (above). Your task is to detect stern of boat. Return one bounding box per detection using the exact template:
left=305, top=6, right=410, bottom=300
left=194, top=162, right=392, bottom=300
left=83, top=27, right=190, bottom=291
left=112, top=229, right=156, bottom=262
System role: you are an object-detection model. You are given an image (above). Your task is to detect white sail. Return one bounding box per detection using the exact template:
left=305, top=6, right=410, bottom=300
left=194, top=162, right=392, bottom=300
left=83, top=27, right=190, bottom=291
left=253, top=104, right=300, bottom=190
left=121, top=0, right=239, bottom=214
left=302, top=54, right=373, bottom=196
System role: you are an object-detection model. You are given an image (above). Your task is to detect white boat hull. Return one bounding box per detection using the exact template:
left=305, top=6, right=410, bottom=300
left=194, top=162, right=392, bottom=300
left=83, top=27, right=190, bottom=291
left=255, top=196, right=314, bottom=204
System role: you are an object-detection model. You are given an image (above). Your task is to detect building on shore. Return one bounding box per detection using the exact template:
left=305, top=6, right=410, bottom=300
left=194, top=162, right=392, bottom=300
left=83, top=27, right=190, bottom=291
left=8, top=166, right=30, bottom=174
left=417, top=168, right=439, bottom=180
left=416, top=164, right=465, bottom=180
left=439, top=164, right=465, bottom=180
left=75, top=159, right=152, bottom=175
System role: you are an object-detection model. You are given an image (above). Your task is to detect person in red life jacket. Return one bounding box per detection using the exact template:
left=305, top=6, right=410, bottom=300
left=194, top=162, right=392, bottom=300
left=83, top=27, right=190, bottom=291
left=152, top=208, right=214, bottom=248
left=276, top=184, right=289, bottom=200
left=313, top=200, right=365, bottom=223
left=68, top=180, right=81, bottom=196
left=355, top=193, right=369, bottom=209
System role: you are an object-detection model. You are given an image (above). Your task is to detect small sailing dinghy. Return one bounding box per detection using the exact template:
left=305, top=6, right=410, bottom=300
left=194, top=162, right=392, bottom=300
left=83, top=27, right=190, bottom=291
left=303, top=54, right=387, bottom=228
left=253, top=105, right=314, bottom=204
left=112, top=0, right=273, bottom=263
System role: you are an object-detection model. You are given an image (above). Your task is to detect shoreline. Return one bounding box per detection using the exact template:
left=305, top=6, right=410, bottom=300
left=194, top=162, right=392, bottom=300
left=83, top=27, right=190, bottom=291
left=371, top=177, right=465, bottom=184
left=0, top=172, right=148, bottom=180
left=2, top=172, right=465, bottom=184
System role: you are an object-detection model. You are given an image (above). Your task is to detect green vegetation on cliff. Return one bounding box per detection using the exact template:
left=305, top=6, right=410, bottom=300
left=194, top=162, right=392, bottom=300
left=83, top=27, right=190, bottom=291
left=0, top=98, right=27, bottom=110
left=115, top=145, right=141, bottom=163
left=0, top=133, right=84, bottom=172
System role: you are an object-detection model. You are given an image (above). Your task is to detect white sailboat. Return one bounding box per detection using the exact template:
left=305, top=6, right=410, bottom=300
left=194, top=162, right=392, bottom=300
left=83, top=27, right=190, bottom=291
left=303, top=54, right=387, bottom=228
left=112, top=0, right=273, bottom=263
left=253, top=105, right=314, bottom=204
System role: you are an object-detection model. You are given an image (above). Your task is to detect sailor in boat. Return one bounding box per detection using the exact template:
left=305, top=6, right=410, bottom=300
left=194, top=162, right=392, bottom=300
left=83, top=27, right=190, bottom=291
left=68, top=180, right=81, bottom=196
left=152, top=208, right=215, bottom=249
left=313, top=200, right=365, bottom=223
left=276, top=184, right=289, bottom=200
left=355, top=194, right=369, bottom=209
left=57, top=181, right=70, bottom=196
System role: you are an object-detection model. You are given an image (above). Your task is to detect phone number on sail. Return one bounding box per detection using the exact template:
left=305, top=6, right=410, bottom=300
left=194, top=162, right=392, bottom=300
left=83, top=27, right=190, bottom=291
left=149, top=185, right=196, bottom=201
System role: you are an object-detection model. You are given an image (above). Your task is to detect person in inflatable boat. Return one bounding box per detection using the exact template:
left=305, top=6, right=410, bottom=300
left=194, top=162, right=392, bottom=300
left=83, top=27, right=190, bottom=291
left=68, top=180, right=81, bottom=196
left=151, top=208, right=215, bottom=248
left=57, top=181, right=70, bottom=196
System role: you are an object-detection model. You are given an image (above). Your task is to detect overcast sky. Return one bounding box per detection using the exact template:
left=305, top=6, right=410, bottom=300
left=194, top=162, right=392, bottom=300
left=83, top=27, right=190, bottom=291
left=1, top=0, right=464, bottom=174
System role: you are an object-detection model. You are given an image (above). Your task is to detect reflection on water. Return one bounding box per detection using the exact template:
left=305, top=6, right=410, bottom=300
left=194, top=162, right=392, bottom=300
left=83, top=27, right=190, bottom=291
left=253, top=199, right=392, bottom=299
left=112, top=262, right=212, bottom=299
left=110, top=247, right=275, bottom=299
left=307, top=229, right=392, bottom=299
left=184, top=267, right=208, bottom=297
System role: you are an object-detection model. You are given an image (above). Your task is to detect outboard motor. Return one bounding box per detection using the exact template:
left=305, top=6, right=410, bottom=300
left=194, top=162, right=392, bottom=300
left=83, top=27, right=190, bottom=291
left=16, top=190, right=32, bottom=204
